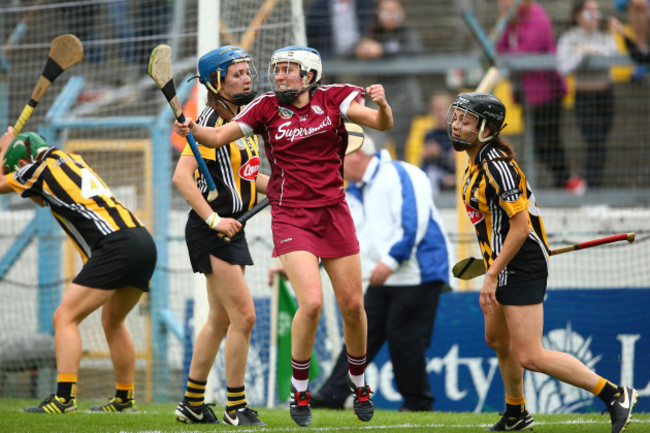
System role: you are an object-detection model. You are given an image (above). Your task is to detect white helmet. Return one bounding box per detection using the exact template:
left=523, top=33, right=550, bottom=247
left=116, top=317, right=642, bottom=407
left=269, top=45, right=322, bottom=104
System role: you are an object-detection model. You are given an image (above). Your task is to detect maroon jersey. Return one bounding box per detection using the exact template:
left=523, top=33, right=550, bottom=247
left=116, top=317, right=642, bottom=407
left=234, top=84, right=365, bottom=207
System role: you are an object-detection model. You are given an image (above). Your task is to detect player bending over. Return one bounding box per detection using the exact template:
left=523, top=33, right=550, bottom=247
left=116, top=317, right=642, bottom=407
left=0, top=128, right=157, bottom=414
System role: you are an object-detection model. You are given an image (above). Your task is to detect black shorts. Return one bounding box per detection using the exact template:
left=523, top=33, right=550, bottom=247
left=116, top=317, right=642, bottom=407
left=185, top=214, right=253, bottom=274
left=73, top=227, right=157, bottom=291
left=496, top=277, right=547, bottom=306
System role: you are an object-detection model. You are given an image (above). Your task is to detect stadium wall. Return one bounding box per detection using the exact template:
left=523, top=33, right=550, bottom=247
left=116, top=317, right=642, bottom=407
left=2, top=206, right=648, bottom=411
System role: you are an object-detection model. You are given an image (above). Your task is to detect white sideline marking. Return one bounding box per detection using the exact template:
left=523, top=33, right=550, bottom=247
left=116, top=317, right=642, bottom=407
left=130, top=418, right=650, bottom=433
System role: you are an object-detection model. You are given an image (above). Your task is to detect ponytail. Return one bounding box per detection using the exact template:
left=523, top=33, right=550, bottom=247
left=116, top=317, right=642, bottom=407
left=490, top=135, right=515, bottom=162
left=207, top=92, right=236, bottom=122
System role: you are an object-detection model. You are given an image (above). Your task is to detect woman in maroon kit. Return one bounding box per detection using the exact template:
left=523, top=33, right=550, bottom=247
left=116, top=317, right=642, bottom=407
left=175, top=45, right=393, bottom=427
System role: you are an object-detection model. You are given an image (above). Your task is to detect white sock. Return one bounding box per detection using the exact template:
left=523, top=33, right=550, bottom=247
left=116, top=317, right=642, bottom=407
left=291, top=377, right=309, bottom=392
left=349, top=373, right=365, bottom=388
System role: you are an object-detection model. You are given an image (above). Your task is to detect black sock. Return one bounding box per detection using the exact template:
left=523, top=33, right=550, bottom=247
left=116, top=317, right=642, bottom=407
left=115, top=388, right=132, bottom=402
left=56, top=382, right=76, bottom=403
left=505, top=402, right=525, bottom=417
left=504, top=395, right=526, bottom=417
left=598, top=382, right=621, bottom=406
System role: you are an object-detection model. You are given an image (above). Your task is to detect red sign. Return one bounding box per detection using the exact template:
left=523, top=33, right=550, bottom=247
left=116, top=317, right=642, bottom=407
left=239, top=156, right=260, bottom=181
left=465, top=204, right=484, bottom=225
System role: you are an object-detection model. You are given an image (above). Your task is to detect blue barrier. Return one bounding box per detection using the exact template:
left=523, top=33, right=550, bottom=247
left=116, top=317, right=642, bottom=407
left=367, top=289, right=650, bottom=413
left=181, top=299, right=194, bottom=395
left=0, top=221, right=36, bottom=280
left=217, top=290, right=650, bottom=411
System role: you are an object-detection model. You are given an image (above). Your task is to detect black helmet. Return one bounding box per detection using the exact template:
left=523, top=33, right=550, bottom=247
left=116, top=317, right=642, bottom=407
left=446, top=92, right=506, bottom=151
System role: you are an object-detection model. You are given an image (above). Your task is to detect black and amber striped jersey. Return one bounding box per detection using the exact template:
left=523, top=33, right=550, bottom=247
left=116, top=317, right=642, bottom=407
left=6, top=147, right=144, bottom=263
left=461, top=142, right=550, bottom=286
left=183, top=106, right=260, bottom=217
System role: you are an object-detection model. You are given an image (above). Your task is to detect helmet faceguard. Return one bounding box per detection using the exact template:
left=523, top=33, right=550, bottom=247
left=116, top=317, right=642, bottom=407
left=446, top=106, right=482, bottom=152
left=268, top=46, right=322, bottom=105
left=446, top=92, right=506, bottom=151
left=197, top=45, right=258, bottom=106
left=3, top=132, right=49, bottom=174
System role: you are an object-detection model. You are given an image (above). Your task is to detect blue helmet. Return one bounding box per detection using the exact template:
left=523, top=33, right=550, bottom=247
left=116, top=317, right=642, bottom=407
left=197, top=45, right=258, bottom=105
left=268, top=45, right=322, bottom=104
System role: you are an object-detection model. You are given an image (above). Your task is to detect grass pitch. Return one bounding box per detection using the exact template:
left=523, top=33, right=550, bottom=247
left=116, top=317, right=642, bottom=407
left=0, top=398, right=648, bottom=432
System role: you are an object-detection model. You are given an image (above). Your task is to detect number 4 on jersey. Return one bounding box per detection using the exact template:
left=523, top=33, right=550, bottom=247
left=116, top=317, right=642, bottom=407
left=80, top=168, right=111, bottom=199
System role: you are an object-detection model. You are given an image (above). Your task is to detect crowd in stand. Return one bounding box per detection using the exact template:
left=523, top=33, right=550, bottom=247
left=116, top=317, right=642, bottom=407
left=306, top=0, right=647, bottom=194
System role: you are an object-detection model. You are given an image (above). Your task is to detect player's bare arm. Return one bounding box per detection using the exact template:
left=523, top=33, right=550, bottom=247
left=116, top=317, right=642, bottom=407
left=347, top=85, right=393, bottom=131
left=0, top=128, right=47, bottom=203
left=255, top=173, right=269, bottom=196
left=0, top=168, right=11, bottom=194
left=173, top=118, right=244, bottom=149
left=172, top=155, right=215, bottom=221
left=0, top=173, right=10, bottom=193
left=0, top=127, right=16, bottom=193
left=0, top=127, right=16, bottom=158
left=172, top=154, right=242, bottom=238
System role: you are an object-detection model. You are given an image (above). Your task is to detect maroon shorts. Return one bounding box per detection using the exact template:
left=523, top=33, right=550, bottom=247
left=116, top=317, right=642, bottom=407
left=271, top=202, right=360, bottom=258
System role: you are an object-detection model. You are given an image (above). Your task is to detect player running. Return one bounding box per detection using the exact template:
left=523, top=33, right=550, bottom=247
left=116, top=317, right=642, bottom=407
left=447, top=92, right=638, bottom=433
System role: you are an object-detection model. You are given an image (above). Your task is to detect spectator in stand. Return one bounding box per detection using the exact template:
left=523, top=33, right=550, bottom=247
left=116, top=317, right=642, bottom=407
left=58, top=0, right=173, bottom=70
left=354, top=0, right=424, bottom=160
left=59, top=3, right=105, bottom=63
left=610, top=15, right=650, bottom=63
left=557, top=0, right=619, bottom=189
left=133, top=0, right=174, bottom=68
left=305, top=0, right=374, bottom=60
left=613, top=0, right=649, bottom=55
left=421, top=91, right=456, bottom=195
left=496, top=0, right=586, bottom=194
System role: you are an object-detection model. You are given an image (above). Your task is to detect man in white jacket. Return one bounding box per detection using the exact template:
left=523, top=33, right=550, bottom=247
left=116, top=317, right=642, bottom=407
left=311, top=134, right=452, bottom=412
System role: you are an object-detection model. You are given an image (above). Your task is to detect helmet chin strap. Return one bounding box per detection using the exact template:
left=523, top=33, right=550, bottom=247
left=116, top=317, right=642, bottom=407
left=451, top=123, right=487, bottom=152
left=275, top=82, right=318, bottom=105
left=232, top=92, right=256, bottom=105
left=294, top=82, right=318, bottom=99
left=275, top=90, right=300, bottom=105
left=218, top=92, right=255, bottom=108
left=452, top=140, right=479, bottom=152
left=204, top=81, right=220, bottom=95
left=204, top=77, right=256, bottom=108
left=477, top=121, right=496, bottom=143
